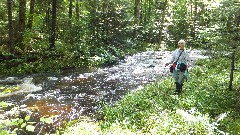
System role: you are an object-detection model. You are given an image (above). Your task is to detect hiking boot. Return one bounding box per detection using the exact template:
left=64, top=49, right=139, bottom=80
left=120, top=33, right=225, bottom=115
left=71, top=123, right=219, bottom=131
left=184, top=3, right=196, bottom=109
left=175, top=82, right=181, bottom=94
left=179, top=84, right=183, bottom=91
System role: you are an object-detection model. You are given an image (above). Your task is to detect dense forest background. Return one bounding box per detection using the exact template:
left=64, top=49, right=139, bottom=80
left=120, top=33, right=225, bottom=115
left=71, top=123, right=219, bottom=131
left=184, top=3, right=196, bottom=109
left=0, top=0, right=238, bottom=75
left=0, top=0, right=240, bottom=134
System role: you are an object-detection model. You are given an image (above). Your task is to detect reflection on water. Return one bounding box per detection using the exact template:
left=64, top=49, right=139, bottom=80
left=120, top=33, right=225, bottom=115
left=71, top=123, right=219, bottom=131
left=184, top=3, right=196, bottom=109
left=0, top=50, right=207, bottom=133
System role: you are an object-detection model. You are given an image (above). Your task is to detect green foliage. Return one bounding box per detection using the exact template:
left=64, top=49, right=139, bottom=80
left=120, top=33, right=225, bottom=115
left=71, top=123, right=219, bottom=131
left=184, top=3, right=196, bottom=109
left=0, top=131, right=8, bottom=135
left=0, top=104, right=57, bottom=135
left=193, top=0, right=240, bottom=51
left=168, top=0, right=189, bottom=41
left=59, top=56, right=240, bottom=134
left=62, top=118, right=102, bottom=135
left=40, top=116, right=53, bottom=124
left=0, top=86, right=19, bottom=97
left=0, top=101, right=13, bottom=108
left=97, top=57, right=240, bottom=134
left=0, top=112, right=36, bottom=134
left=1, top=0, right=238, bottom=75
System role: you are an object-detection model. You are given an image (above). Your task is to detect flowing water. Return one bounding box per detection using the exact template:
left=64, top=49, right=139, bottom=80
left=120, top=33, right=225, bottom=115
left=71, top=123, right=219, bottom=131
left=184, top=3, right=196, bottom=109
left=0, top=50, right=207, bottom=133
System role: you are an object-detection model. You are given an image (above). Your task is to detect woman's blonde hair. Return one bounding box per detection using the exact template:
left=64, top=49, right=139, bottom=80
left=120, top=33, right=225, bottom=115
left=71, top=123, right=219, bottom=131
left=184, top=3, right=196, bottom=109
left=178, top=40, right=186, bottom=46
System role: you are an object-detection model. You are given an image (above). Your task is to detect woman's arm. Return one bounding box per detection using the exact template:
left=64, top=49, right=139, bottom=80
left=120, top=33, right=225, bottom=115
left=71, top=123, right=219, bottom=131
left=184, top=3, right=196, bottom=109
left=165, top=50, right=176, bottom=66
left=185, top=51, right=190, bottom=67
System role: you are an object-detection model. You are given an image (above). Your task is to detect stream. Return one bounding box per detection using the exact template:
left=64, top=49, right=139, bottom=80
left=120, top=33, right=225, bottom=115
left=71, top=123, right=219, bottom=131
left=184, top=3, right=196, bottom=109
left=0, top=50, right=207, bottom=133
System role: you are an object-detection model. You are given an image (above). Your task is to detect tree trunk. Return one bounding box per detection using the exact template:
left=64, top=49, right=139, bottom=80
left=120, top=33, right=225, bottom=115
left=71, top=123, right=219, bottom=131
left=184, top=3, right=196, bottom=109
left=229, top=16, right=240, bottom=90
left=89, top=1, right=98, bottom=46
left=50, top=0, right=57, bottom=49
left=27, top=0, right=35, bottom=29
left=75, top=0, right=80, bottom=20
left=190, top=0, right=194, bottom=36
left=18, top=0, right=26, bottom=43
left=68, top=0, right=73, bottom=43
left=103, top=0, right=109, bottom=45
left=192, top=0, right=197, bottom=38
left=134, top=0, right=140, bottom=24
left=7, top=0, right=14, bottom=53
left=147, top=0, right=152, bottom=42
left=144, top=0, right=147, bottom=24
left=158, top=0, right=168, bottom=44
left=134, top=0, right=140, bottom=38
left=46, top=0, right=51, bottom=42
left=229, top=49, right=235, bottom=91
left=69, top=0, right=73, bottom=25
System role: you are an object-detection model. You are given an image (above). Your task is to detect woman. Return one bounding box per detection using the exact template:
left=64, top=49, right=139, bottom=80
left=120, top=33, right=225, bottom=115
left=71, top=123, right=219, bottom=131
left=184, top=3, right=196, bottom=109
left=165, top=40, right=190, bottom=94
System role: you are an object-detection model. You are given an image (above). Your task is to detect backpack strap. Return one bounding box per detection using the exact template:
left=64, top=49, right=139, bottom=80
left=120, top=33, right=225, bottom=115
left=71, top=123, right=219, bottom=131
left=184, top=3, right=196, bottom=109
left=175, top=50, right=184, bottom=63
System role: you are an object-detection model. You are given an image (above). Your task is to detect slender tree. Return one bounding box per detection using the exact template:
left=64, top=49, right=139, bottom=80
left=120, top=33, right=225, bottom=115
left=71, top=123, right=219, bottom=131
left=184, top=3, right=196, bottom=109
left=191, top=0, right=197, bottom=38
left=67, top=0, right=73, bottom=43
left=229, top=48, right=235, bottom=90
left=158, top=0, right=168, bottom=44
left=103, top=0, right=109, bottom=44
left=69, top=0, right=73, bottom=25
left=27, top=0, right=35, bottom=29
left=46, top=0, right=51, bottom=42
left=75, top=0, right=80, bottom=20
left=134, top=0, right=140, bottom=37
left=7, top=0, right=14, bottom=53
left=134, top=0, right=140, bottom=24
left=229, top=15, right=240, bottom=90
left=18, top=0, right=26, bottom=43
left=50, top=0, right=57, bottom=49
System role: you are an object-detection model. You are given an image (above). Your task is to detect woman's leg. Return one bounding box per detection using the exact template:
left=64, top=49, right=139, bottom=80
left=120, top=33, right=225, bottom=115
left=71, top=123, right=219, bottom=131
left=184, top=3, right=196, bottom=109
left=173, top=71, right=181, bottom=93
left=177, top=71, right=185, bottom=92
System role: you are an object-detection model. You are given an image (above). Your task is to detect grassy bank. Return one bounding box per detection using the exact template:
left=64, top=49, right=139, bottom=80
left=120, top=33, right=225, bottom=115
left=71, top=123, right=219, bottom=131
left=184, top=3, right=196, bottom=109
left=62, top=57, right=240, bottom=134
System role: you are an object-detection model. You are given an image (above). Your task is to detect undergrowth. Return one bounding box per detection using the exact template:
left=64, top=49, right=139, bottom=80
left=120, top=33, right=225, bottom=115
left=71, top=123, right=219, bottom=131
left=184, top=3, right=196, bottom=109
left=0, top=41, right=150, bottom=76
left=61, top=57, right=240, bottom=134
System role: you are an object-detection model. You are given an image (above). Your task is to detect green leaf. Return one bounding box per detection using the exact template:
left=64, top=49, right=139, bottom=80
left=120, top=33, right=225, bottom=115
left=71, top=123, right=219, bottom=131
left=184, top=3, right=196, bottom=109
left=27, top=122, right=36, bottom=124
left=26, top=125, right=35, bottom=132
left=4, top=119, right=12, bottom=127
left=3, top=88, right=12, bottom=93
left=18, top=119, right=24, bottom=124
left=0, top=130, right=9, bottom=135
left=40, top=117, right=53, bottom=124
left=21, top=123, right=27, bottom=128
left=11, top=118, right=20, bottom=126
left=0, top=102, right=12, bottom=108
left=25, top=116, right=31, bottom=121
